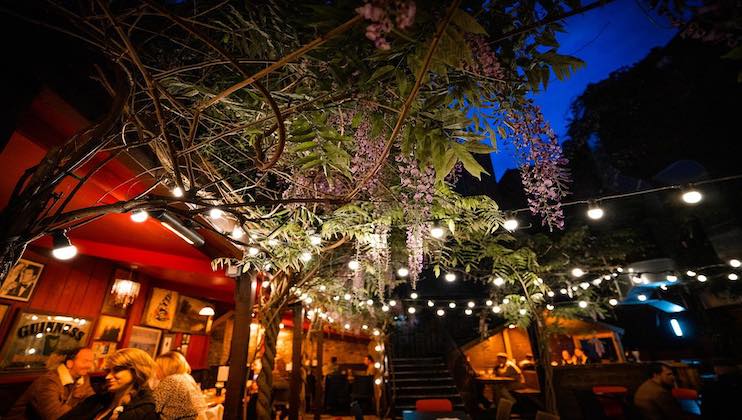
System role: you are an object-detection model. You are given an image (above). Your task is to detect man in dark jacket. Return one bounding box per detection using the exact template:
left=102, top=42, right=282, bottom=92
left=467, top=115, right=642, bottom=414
left=634, top=363, right=686, bottom=420
left=5, top=347, right=95, bottom=420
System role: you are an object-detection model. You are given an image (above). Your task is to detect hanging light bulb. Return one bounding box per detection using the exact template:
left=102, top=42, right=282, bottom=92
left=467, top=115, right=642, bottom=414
left=546, top=304, right=555, bottom=311
left=467, top=301, right=475, bottom=308
left=397, top=267, right=409, bottom=277
left=430, top=226, right=445, bottom=239
left=309, top=234, right=322, bottom=246
left=686, top=270, right=696, bottom=277
left=300, top=252, right=312, bottom=262
left=503, top=217, right=519, bottom=232
left=465, top=308, right=473, bottom=315
left=729, top=273, right=738, bottom=281
left=632, top=276, right=643, bottom=284
left=348, top=260, right=360, bottom=271
left=410, top=292, right=418, bottom=299
left=366, top=299, right=374, bottom=306
left=448, top=302, right=456, bottom=309
left=681, top=187, right=703, bottom=204
left=436, top=309, right=445, bottom=316
left=493, top=277, right=505, bottom=287
left=172, top=186, right=184, bottom=197
left=492, top=306, right=501, bottom=313
left=231, top=227, right=245, bottom=239
left=579, top=282, right=590, bottom=290
left=666, top=274, right=678, bottom=282
left=209, top=208, right=223, bottom=220
left=559, top=288, right=568, bottom=295
left=571, top=268, right=585, bottom=277
left=130, top=210, right=149, bottom=223
left=578, top=301, right=588, bottom=308
left=547, top=291, right=555, bottom=297
left=586, top=202, right=605, bottom=220
left=502, top=298, right=510, bottom=304
left=407, top=307, right=416, bottom=314
left=697, top=274, right=707, bottom=282
left=519, top=308, right=527, bottom=315
left=381, top=305, right=389, bottom=312
left=199, top=306, right=215, bottom=316
left=344, top=323, right=351, bottom=330
left=389, top=300, right=397, bottom=307
left=445, top=272, right=456, bottom=282
left=248, top=247, right=260, bottom=257
left=609, top=298, right=619, bottom=306
left=637, top=294, right=647, bottom=301
left=52, top=231, right=78, bottom=260
left=485, top=300, right=493, bottom=306
left=344, top=293, right=352, bottom=301
left=729, top=259, right=741, bottom=268
left=427, top=300, right=434, bottom=307
left=508, top=324, right=516, bottom=329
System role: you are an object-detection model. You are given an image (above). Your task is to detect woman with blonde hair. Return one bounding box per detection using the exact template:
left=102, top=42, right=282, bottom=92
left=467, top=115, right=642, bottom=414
left=153, top=351, right=207, bottom=420
left=60, top=348, right=159, bottom=419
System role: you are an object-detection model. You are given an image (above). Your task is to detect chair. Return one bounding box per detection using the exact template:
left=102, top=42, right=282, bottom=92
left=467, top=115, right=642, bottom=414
left=495, top=398, right=514, bottom=420
left=591, top=386, right=628, bottom=418
left=672, top=387, right=698, bottom=400
left=535, top=411, right=560, bottom=420
left=415, top=399, right=453, bottom=412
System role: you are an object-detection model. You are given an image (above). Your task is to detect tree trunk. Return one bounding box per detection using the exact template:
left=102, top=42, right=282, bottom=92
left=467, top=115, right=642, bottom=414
left=534, top=315, right=558, bottom=414
left=255, top=283, right=288, bottom=420
left=224, top=270, right=257, bottom=420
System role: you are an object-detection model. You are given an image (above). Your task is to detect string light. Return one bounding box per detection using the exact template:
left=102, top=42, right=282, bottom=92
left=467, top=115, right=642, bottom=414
left=485, top=300, right=493, bottom=306
left=467, top=301, right=475, bottom=308
left=686, top=270, right=696, bottom=277
left=609, top=298, right=618, bottom=306
left=319, top=285, right=326, bottom=292
left=381, top=305, right=389, bottom=312
left=503, top=217, right=519, bottom=232
left=172, top=186, right=184, bottom=197
left=578, top=301, right=588, bottom=308
left=279, top=323, right=285, bottom=329
left=571, top=268, right=585, bottom=277
left=580, top=282, right=590, bottom=290
left=209, top=208, right=223, bottom=220
left=502, top=298, right=510, bottom=304
left=697, top=275, right=707, bottom=282
left=492, top=306, right=501, bottom=313
left=407, top=307, right=416, bottom=314
left=586, top=202, right=604, bottom=220
left=130, top=210, right=149, bottom=223
left=410, top=292, right=418, bottom=299
left=373, top=330, right=380, bottom=336
left=389, top=300, right=397, bottom=307
left=493, top=277, right=505, bottom=287
left=508, top=324, right=516, bottom=329
left=425, top=300, right=434, bottom=307
left=430, top=226, right=445, bottom=239
left=681, top=187, right=703, bottom=204
left=667, top=274, right=678, bottom=282
left=344, top=293, right=352, bottom=301
left=546, top=304, right=555, bottom=311
left=519, top=308, right=527, bottom=315
left=344, top=323, right=351, bottom=330
left=248, top=247, right=260, bottom=256
left=333, top=296, right=340, bottom=301
left=300, top=252, right=312, bottom=262
left=397, top=267, right=409, bottom=277
left=374, top=345, right=382, bottom=351
left=729, top=259, right=741, bottom=268
left=729, top=274, right=738, bottom=281
left=366, top=299, right=374, bottom=306
left=632, top=276, right=643, bottom=284
left=348, top=260, right=360, bottom=270
left=559, top=288, right=568, bottom=295
left=362, top=325, right=368, bottom=330
left=465, top=308, right=473, bottom=315
left=231, top=227, right=245, bottom=239
left=637, top=294, right=647, bottom=301
left=449, top=302, right=456, bottom=309
left=309, top=235, right=322, bottom=246
left=547, top=291, right=555, bottom=297
left=445, top=273, right=457, bottom=282
left=267, top=238, right=279, bottom=247
left=436, top=309, right=445, bottom=316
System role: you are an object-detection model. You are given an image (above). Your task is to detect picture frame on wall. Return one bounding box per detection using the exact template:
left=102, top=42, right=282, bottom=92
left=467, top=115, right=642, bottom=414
left=171, top=295, right=209, bottom=334
left=129, top=325, right=162, bottom=358
left=159, top=333, right=176, bottom=355
left=92, top=315, right=127, bottom=342
left=91, top=341, right=117, bottom=371
left=0, top=259, right=44, bottom=302
left=142, top=288, right=178, bottom=330
left=0, top=310, right=93, bottom=372
left=100, top=279, right=128, bottom=317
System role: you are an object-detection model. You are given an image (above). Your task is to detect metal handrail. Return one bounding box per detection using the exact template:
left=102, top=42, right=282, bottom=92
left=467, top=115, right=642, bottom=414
left=433, top=316, right=481, bottom=414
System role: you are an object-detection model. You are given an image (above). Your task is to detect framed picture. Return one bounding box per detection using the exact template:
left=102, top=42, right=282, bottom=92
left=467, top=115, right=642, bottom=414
left=91, top=341, right=117, bottom=371
left=0, top=310, right=93, bottom=372
left=100, top=280, right=127, bottom=317
left=159, top=333, right=176, bottom=355
left=0, top=259, right=44, bottom=302
left=142, top=288, right=179, bottom=330
left=93, top=315, right=126, bottom=342
left=129, top=326, right=162, bottom=358
left=172, top=296, right=209, bottom=334
left=0, top=304, right=9, bottom=326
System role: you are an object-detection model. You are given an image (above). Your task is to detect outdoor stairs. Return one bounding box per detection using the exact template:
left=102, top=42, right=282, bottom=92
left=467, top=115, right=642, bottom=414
left=390, top=356, right=465, bottom=417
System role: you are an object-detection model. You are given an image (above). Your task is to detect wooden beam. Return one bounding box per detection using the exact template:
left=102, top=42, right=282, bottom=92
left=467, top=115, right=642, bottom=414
left=289, top=304, right=304, bottom=420
left=313, top=325, right=324, bottom=420
left=224, top=270, right=257, bottom=420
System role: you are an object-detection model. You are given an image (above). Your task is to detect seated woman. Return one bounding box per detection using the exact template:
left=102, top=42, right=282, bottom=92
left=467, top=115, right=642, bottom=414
left=153, top=351, right=208, bottom=420
left=574, top=348, right=588, bottom=365
left=561, top=350, right=576, bottom=366
left=60, top=348, right=158, bottom=420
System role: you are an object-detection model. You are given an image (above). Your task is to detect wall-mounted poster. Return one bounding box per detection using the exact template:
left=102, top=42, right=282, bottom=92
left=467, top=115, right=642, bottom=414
left=172, top=296, right=209, bottom=334
left=0, top=310, right=93, bottom=372
left=142, top=288, right=178, bottom=330
left=100, top=280, right=128, bottom=317
left=93, top=315, right=126, bottom=342
left=129, top=326, right=162, bottom=358
left=159, top=333, right=176, bottom=355
left=0, top=259, right=44, bottom=302
left=91, top=341, right=117, bottom=371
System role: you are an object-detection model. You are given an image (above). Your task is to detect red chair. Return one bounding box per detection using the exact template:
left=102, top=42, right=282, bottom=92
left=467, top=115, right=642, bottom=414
left=592, top=386, right=628, bottom=396
left=592, top=386, right=628, bottom=418
left=672, top=388, right=698, bottom=400
left=415, top=399, right=453, bottom=412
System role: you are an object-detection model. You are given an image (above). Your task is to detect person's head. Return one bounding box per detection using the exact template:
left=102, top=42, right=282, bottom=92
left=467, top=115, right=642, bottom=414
left=59, top=347, right=94, bottom=380
left=104, top=348, right=156, bottom=393
left=155, top=351, right=191, bottom=380
left=496, top=352, right=508, bottom=365
left=525, top=353, right=534, bottom=361
left=649, top=363, right=675, bottom=387
left=19, top=267, right=36, bottom=285
left=561, top=350, right=572, bottom=360
left=574, top=348, right=585, bottom=358
left=330, top=356, right=338, bottom=364
left=364, top=355, right=374, bottom=365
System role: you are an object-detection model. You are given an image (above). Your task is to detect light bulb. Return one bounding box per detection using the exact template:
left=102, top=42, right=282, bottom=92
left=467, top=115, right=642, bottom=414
left=502, top=298, right=510, bottom=304
left=493, top=277, right=504, bottom=287
left=130, top=210, right=149, bottom=223
left=410, top=292, right=418, bottom=299
left=580, top=282, right=590, bottom=290
left=571, top=268, right=585, bottom=277
left=492, top=306, right=501, bottom=313
left=465, top=308, right=473, bottom=315
left=632, top=276, right=643, bottom=284
left=373, top=329, right=380, bottom=336
left=366, top=299, right=374, bottom=306
left=248, top=247, right=260, bottom=256
left=397, top=267, right=409, bottom=277
left=587, top=204, right=604, bottom=220
left=547, top=291, right=555, bottom=297
left=592, top=278, right=602, bottom=286
left=362, top=324, right=368, bottom=330
left=209, top=208, right=223, bottom=219
left=300, top=252, right=312, bottom=262
left=319, top=285, right=326, bottom=292
left=637, top=294, right=647, bottom=301
left=609, top=298, right=618, bottom=306
left=467, top=301, right=475, bottom=308
left=344, top=293, right=352, bottom=300
left=681, top=189, right=703, bottom=204
left=485, top=300, right=493, bottom=306
left=546, top=304, right=555, bottom=311
left=231, top=227, right=245, bottom=239
left=697, top=274, right=707, bottom=282
left=508, top=324, right=516, bottom=329
left=448, top=302, right=456, bottom=308
left=199, top=306, right=215, bottom=316
left=344, top=323, right=351, bottom=330
left=667, top=275, right=678, bottom=282
left=333, top=296, right=340, bottom=301
left=519, top=308, right=527, bottom=315
left=374, top=362, right=381, bottom=369
left=578, top=301, right=588, bottom=308
left=305, top=297, right=313, bottom=304
left=430, top=226, right=445, bottom=239
left=729, top=273, right=738, bottom=281
left=348, top=260, right=360, bottom=270
left=503, top=218, right=519, bottom=232
left=172, top=186, right=184, bottom=197
left=436, top=309, right=445, bottom=316
left=381, top=305, right=389, bottom=312
left=686, top=270, right=696, bottom=277
left=730, top=259, right=741, bottom=268
left=407, top=307, right=416, bottom=314
left=52, top=232, right=78, bottom=260
left=374, top=378, right=382, bottom=385
left=427, top=300, right=434, bottom=307
left=389, top=300, right=397, bottom=307
left=560, top=288, right=568, bottom=295
left=262, top=281, right=271, bottom=289
left=309, top=235, right=322, bottom=246
left=445, top=273, right=456, bottom=282
left=267, top=238, right=279, bottom=247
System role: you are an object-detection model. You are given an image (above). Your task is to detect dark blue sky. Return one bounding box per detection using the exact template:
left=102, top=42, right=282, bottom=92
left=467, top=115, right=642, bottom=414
left=488, top=0, right=677, bottom=180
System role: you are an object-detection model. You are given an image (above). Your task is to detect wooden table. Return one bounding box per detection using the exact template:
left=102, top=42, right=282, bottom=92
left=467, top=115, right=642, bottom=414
left=476, top=375, right=515, bottom=402
left=402, top=410, right=471, bottom=420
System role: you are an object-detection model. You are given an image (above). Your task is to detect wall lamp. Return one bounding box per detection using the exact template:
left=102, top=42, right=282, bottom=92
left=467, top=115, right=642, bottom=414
left=153, top=211, right=205, bottom=247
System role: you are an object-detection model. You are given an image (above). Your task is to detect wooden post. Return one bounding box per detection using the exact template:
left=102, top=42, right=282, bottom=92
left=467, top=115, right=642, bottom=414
left=289, top=304, right=303, bottom=420
left=224, top=270, right=257, bottom=420
left=313, top=323, right=324, bottom=420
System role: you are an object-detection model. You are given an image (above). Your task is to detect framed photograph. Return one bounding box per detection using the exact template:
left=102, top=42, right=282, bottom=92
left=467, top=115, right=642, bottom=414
left=142, top=288, right=179, bottom=330
left=159, top=333, right=176, bottom=355
left=0, top=310, right=93, bottom=372
left=91, top=341, right=117, bottom=371
left=0, top=259, right=44, bottom=302
left=100, top=280, right=128, bottom=317
left=172, top=296, right=209, bottom=334
left=0, top=304, right=9, bottom=326
left=93, top=315, right=126, bottom=342
left=129, top=326, right=162, bottom=358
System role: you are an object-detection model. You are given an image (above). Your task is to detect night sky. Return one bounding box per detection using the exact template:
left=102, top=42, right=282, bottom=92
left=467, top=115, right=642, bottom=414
left=488, top=0, right=677, bottom=180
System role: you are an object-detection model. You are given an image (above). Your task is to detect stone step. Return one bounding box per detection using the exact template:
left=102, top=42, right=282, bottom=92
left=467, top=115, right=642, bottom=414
left=393, top=369, right=450, bottom=376
left=393, top=377, right=456, bottom=384
left=393, top=364, right=447, bottom=371
left=394, top=385, right=459, bottom=393
left=392, top=357, right=443, bottom=363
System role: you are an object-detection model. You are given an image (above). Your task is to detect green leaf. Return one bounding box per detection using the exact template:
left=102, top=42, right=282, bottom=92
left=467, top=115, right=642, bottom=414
left=465, top=141, right=497, bottom=154
left=369, top=65, right=395, bottom=82
left=451, top=9, right=487, bottom=35
left=293, top=141, right=317, bottom=152
left=455, top=145, right=489, bottom=180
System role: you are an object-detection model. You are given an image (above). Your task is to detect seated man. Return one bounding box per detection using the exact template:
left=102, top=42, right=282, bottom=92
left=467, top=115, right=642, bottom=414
left=5, top=347, right=95, bottom=420
left=494, top=352, right=524, bottom=402
left=634, top=363, right=685, bottom=420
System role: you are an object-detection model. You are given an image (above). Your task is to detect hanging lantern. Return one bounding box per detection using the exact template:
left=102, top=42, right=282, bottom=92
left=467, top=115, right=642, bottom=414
left=110, top=279, right=141, bottom=308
